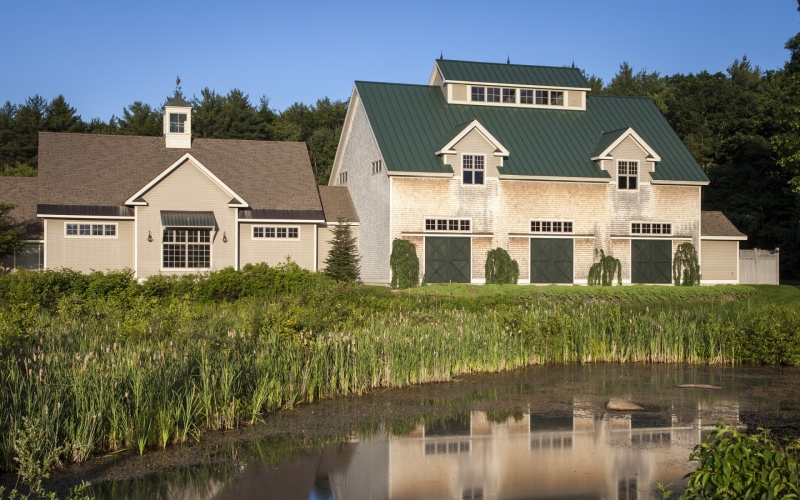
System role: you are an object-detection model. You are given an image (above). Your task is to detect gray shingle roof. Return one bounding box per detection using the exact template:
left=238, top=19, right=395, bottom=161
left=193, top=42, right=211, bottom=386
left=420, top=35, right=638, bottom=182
left=318, top=186, right=359, bottom=223
left=354, top=82, right=709, bottom=183
left=436, top=60, right=590, bottom=88
left=38, top=132, right=322, bottom=212
left=0, top=177, right=42, bottom=239
left=701, top=211, right=747, bottom=238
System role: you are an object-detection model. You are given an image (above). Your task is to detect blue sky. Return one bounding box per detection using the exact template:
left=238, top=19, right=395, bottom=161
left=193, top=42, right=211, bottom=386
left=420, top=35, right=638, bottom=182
left=1, top=0, right=798, bottom=120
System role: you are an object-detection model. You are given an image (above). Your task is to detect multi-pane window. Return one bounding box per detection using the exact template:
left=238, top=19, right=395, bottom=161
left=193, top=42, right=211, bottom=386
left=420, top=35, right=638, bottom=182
left=502, top=88, right=516, bottom=103
left=163, top=229, right=211, bottom=268
left=471, top=86, right=485, bottom=102
left=618, top=161, right=638, bottom=190
left=425, top=218, right=471, bottom=232
left=535, top=90, right=549, bottom=105
left=338, top=171, right=348, bottom=184
left=462, top=154, right=485, bottom=185
left=631, top=222, right=672, bottom=235
left=169, top=113, right=187, bottom=133
left=520, top=89, right=533, bottom=104
left=486, top=87, right=500, bottom=102
left=253, top=226, right=300, bottom=239
left=66, top=223, right=117, bottom=237
left=372, top=160, right=382, bottom=174
left=550, top=91, right=564, bottom=106
left=531, top=220, right=573, bottom=233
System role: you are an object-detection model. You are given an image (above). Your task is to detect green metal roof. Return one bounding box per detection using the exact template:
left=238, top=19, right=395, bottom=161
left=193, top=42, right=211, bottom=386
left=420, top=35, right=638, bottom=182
left=161, top=211, right=216, bottom=227
left=164, top=92, right=191, bottom=108
left=436, top=121, right=473, bottom=152
left=354, top=81, right=709, bottom=183
left=436, top=59, right=590, bottom=89
left=589, top=129, right=628, bottom=158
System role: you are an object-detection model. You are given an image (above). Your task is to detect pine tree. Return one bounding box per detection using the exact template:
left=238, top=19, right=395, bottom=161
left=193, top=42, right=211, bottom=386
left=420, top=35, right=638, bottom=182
left=0, top=202, right=25, bottom=258
left=324, top=215, right=360, bottom=282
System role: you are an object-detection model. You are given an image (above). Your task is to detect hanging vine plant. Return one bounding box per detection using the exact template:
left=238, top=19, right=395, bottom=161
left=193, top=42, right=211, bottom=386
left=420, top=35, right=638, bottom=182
left=588, top=249, right=622, bottom=286
left=673, top=242, right=700, bottom=286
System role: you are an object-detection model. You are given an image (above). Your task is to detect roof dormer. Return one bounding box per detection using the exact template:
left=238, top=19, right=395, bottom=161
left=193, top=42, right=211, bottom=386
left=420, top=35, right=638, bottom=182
left=163, top=77, right=192, bottom=149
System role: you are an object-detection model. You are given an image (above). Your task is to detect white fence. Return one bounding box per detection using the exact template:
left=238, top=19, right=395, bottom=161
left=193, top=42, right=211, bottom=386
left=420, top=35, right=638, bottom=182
left=739, top=248, right=780, bottom=285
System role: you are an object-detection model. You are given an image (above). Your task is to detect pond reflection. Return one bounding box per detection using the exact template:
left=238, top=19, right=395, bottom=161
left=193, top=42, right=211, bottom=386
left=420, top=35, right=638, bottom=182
left=94, top=398, right=743, bottom=500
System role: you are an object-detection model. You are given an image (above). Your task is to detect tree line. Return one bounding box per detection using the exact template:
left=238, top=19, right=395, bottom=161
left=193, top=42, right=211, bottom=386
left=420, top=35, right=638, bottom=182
left=0, top=90, right=347, bottom=185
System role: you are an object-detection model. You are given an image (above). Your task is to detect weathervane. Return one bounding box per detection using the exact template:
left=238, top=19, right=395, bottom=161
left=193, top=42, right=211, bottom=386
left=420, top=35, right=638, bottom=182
left=175, top=76, right=182, bottom=96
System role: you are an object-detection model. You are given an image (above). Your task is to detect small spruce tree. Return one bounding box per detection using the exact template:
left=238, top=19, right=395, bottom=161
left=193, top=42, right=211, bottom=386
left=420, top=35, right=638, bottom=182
left=324, top=215, right=360, bottom=283
left=390, top=238, right=420, bottom=288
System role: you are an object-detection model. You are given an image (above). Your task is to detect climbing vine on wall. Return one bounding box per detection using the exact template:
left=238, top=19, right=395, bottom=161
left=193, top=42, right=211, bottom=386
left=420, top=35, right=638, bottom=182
left=588, top=249, right=622, bottom=286
left=673, top=242, right=700, bottom=286
left=485, top=248, right=520, bottom=284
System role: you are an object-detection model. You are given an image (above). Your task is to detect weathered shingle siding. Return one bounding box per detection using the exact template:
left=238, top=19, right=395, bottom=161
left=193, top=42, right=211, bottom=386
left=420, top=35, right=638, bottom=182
left=335, top=95, right=390, bottom=284
left=46, top=219, right=134, bottom=272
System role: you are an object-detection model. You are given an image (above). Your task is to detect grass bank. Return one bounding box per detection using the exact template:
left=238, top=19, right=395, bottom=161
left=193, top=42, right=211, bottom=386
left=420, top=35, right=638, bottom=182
left=0, top=267, right=798, bottom=473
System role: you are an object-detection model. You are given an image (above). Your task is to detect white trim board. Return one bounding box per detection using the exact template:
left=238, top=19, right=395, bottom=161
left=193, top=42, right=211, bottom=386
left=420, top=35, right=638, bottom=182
left=650, top=179, right=710, bottom=186
left=387, top=171, right=454, bottom=178
left=238, top=219, right=325, bottom=224
left=125, top=153, right=249, bottom=208
left=701, top=236, right=748, bottom=241
left=590, top=128, right=662, bottom=162
left=435, top=119, right=510, bottom=157
left=498, top=174, right=611, bottom=183
left=445, top=79, right=591, bottom=92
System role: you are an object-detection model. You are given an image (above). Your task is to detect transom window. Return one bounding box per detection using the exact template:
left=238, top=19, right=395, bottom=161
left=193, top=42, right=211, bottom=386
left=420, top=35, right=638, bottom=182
left=486, top=87, right=500, bottom=102
left=631, top=222, right=672, bottom=235
left=372, top=160, right=382, bottom=174
left=618, top=161, right=638, bottom=190
left=65, top=223, right=117, bottom=237
left=502, top=88, right=516, bottom=103
left=520, top=89, right=533, bottom=104
left=471, top=86, right=485, bottom=102
left=531, top=220, right=573, bottom=233
left=169, top=113, right=187, bottom=133
left=163, top=229, right=211, bottom=269
left=462, top=154, right=485, bottom=185
left=425, top=218, right=471, bottom=232
left=252, top=226, right=299, bottom=239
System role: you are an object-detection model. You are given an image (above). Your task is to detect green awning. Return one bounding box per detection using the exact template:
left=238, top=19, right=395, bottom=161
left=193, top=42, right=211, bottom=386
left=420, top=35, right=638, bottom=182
left=161, top=211, right=216, bottom=228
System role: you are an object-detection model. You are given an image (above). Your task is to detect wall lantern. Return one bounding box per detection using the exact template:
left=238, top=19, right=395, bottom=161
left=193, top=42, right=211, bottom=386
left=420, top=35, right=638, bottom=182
left=147, top=231, right=153, bottom=242
left=222, top=232, right=228, bottom=243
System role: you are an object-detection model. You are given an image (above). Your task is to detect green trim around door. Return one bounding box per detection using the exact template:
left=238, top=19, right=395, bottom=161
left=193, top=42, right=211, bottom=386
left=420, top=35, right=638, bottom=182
left=425, top=237, right=471, bottom=283
left=631, top=239, right=672, bottom=284
left=530, top=238, right=574, bottom=284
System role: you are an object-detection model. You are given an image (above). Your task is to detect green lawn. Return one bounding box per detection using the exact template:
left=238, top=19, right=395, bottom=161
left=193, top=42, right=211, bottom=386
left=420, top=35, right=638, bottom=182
left=747, top=284, right=800, bottom=305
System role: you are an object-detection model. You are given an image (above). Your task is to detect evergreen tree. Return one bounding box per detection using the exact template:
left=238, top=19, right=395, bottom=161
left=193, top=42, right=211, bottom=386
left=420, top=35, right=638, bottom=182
left=44, top=95, right=86, bottom=133
left=0, top=202, right=25, bottom=258
left=324, top=215, right=360, bottom=282
left=117, top=102, right=161, bottom=136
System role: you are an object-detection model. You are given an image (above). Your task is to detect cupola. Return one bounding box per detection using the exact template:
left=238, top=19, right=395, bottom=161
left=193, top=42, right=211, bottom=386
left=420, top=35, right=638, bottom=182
left=163, top=76, right=192, bottom=149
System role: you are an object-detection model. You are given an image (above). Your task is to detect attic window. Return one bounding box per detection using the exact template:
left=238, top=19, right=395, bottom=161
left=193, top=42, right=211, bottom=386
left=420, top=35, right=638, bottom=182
left=550, top=91, right=564, bottom=106
left=618, top=161, right=638, bottom=190
left=520, top=89, right=533, bottom=104
left=535, top=90, right=548, bottom=105
left=462, top=155, right=485, bottom=185
left=487, top=87, right=500, bottom=103
left=471, top=87, right=485, bottom=102
left=169, top=113, right=187, bottom=133
left=502, top=89, right=516, bottom=103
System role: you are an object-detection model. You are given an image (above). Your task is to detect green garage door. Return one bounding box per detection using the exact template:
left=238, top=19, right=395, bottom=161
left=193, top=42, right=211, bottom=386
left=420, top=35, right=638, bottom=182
left=425, top=237, right=471, bottom=283
left=530, top=238, right=573, bottom=283
left=632, top=240, right=672, bottom=284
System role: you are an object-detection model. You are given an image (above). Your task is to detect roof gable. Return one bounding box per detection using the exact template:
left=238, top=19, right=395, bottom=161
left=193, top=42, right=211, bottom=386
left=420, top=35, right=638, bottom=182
left=435, top=120, right=509, bottom=157
left=590, top=127, right=661, bottom=162
left=125, top=154, right=247, bottom=207
left=354, top=82, right=708, bottom=183
left=435, top=59, right=590, bottom=89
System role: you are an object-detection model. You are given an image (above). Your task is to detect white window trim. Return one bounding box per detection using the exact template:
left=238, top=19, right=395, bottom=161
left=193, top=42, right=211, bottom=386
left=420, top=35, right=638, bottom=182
left=64, top=221, right=119, bottom=239
left=529, top=219, right=575, bottom=234
left=160, top=228, right=213, bottom=272
left=616, top=159, right=640, bottom=191
left=461, top=153, right=486, bottom=186
left=467, top=85, right=573, bottom=109
left=423, top=216, right=473, bottom=233
left=250, top=226, right=301, bottom=241
left=631, top=221, right=673, bottom=236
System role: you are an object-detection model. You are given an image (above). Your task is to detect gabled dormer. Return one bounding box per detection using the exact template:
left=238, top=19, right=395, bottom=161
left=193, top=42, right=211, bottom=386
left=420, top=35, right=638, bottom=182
left=163, top=80, right=192, bottom=149
left=590, top=127, right=661, bottom=189
left=430, top=59, right=590, bottom=111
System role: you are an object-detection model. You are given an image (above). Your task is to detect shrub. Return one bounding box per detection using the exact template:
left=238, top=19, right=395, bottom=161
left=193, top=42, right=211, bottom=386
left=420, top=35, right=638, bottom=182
left=673, top=242, right=700, bottom=286
left=683, top=423, right=800, bottom=499
left=390, top=239, right=419, bottom=289
left=485, top=248, right=519, bottom=284
left=587, top=249, right=622, bottom=286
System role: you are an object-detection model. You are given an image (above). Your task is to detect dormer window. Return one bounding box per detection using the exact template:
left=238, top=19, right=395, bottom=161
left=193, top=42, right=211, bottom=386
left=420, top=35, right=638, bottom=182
left=520, top=89, right=534, bottom=104
left=462, top=154, right=485, bottom=184
left=618, top=161, right=638, bottom=189
left=502, top=89, right=516, bottom=103
left=550, top=91, right=564, bottom=106
left=487, top=87, right=500, bottom=103
left=170, top=113, right=187, bottom=133
left=471, top=87, right=485, bottom=102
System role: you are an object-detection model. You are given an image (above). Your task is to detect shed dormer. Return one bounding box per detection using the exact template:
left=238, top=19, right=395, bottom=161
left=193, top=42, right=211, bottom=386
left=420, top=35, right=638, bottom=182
left=163, top=87, right=192, bottom=149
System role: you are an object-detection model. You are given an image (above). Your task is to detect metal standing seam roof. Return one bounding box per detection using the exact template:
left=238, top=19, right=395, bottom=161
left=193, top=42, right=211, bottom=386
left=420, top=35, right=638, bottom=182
left=436, top=59, right=591, bottom=88
left=161, top=211, right=217, bottom=228
left=354, top=81, right=709, bottom=183
left=589, top=129, right=629, bottom=158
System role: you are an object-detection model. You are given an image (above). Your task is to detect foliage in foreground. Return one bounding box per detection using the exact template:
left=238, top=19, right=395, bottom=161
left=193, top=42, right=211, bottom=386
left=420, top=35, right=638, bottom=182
left=682, top=423, right=800, bottom=499
left=588, top=249, right=622, bottom=286
left=673, top=242, right=701, bottom=286
left=390, top=238, right=419, bottom=289
left=485, top=248, right=519, bottom=285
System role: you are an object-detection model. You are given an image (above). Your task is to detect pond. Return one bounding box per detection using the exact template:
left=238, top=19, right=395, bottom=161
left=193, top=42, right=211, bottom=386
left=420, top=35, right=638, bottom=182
left=71, top=364, right=800, bottom=499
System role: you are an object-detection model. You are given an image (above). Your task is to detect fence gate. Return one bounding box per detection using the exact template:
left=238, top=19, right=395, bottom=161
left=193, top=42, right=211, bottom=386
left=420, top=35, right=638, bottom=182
left=738, top=248, right=779, bottom=284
